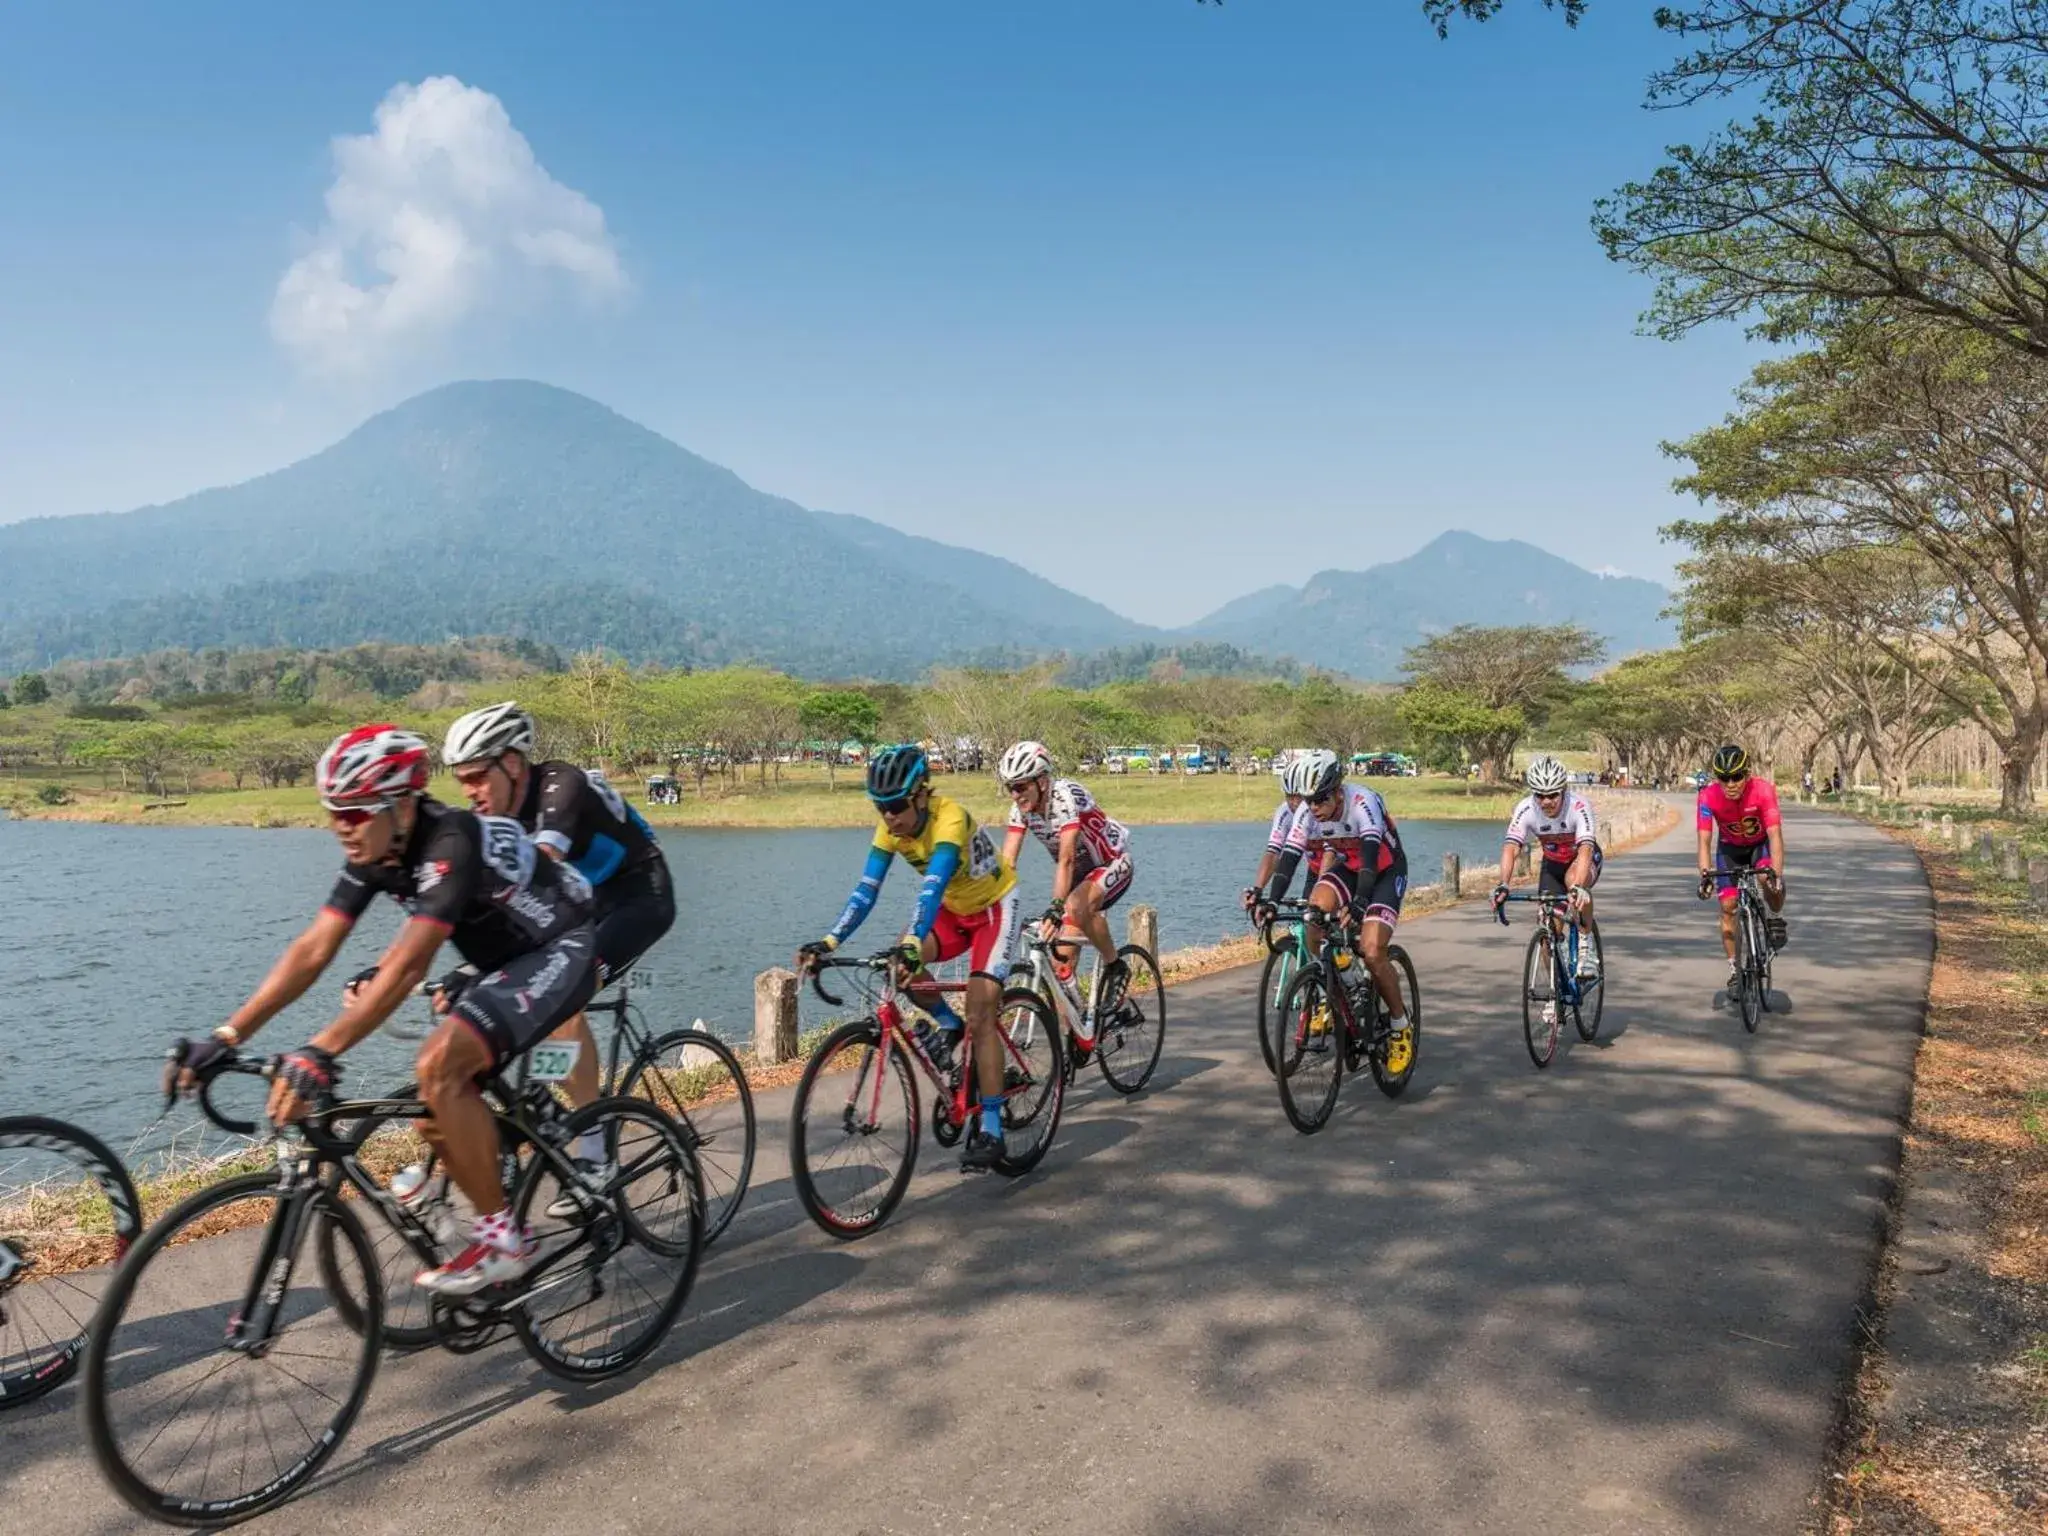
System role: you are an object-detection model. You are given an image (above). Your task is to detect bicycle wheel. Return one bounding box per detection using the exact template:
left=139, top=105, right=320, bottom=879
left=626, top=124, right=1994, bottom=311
left=790, top=1020, right=920, bottom=1239
left=83, top=1172, right=380, bottom=1526
left=317, top=1118, right=445, bottom=1350
left=1737, top=907, right=1763, bottom=1033
left=1756, top=905, right=1775, bottom=1014
left=512, top=1097, right=703, bottom=1383
left=1574, top=920, right=1604, bottom=1042
left=619, top=1028, right=756, bottom=1244
left=0, top=1116, right=141, bottom=1408
left=993, top=990, right=1066, bottom=1175
left=1273, top=966, right=1343, bottom=1133
left=1522, top=928, right=1560, bottom=1068
left=1096, top=944, right=1165, bottom=1095
left=1368, top=945, right=1422, bottom=1098
left=1256, top=940, right=1298, bottom=1076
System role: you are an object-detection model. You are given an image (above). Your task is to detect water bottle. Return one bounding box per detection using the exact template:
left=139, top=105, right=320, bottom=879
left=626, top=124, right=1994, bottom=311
left=912, top=1017, right=944, bottom=1063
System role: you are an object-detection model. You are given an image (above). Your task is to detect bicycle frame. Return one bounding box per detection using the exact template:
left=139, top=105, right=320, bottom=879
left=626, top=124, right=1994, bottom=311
left=1013, top=936, right=1101, bottom=1039
left=1497, top=891, right=1588, bottom=1007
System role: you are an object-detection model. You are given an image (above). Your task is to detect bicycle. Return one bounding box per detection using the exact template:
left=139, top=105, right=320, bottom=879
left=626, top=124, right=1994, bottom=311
left=1495, top=891, right=1604, bottom=1068
left=83, top=1045, right=703, bottom=1526
left=1008, top=925, right=1165, bottom=1094
left=788, top=952, right=1065, bottom=1238
left=1709, top=866, right=1776, bottom=1032
left=1263, top=914, right=1421, bottom=1134
left=1254, top=898, right=1313, bottom=1077
left=0, top=1116, right=142, bottom=1408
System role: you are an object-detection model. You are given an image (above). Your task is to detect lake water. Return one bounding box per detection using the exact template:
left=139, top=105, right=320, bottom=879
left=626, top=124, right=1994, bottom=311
left=0, top=816, right=1508, bottom=1151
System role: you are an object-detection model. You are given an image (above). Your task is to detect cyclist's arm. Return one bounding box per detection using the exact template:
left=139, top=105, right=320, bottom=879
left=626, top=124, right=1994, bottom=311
left=905, top=840, right=963, bottom=941
left=1567, top=841, right=1596, bottom=888
left=1001, top=825, right=1026, bottom=868
left=1496, top=839, right=1520, bottom=888
left=822, top=845, right=893, bottom=949
left=1252, top=848, right=1279, bottom=892
left=308, top=917, right=446, bottom=1055
left=1050, top=826, right=1082, bottom=905
left=1767, top=821, right=1787, bottom=881
left=1696, top=821, right=1715, bottom=876
left=220, top=907, right=354, bottom=1046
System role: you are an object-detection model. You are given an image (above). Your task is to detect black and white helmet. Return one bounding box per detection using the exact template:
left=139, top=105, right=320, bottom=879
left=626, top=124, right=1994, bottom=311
left=1282, top=749, right=1342, bottom=800
left=443, top=701, right=536, bottom=768
left=997, top=739, right=1053, bottom=787
left=1524, top=755, right=1569, bottom=796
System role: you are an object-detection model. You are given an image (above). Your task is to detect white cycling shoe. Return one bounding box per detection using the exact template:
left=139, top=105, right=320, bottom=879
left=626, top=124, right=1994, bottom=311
left=416, top=1226, right=538, bottom=1296
left=545, top=1158, right=618, bottom=1220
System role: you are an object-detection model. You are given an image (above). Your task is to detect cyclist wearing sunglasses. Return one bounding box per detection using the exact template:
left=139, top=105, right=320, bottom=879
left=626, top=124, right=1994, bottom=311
left=1242, top=751, right=1315, bottom=919
left=796, top=743, right=1021, bottom=1173
left=1696, top=743, right=1788, bottom=993
left=168, top=724, right=597, bottom=1296
left=1491, top=756, right=1602, bottom=1018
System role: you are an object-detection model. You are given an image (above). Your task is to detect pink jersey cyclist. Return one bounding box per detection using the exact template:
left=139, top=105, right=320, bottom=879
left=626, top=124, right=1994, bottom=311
left=1699, top=775, right=1781, bottom=903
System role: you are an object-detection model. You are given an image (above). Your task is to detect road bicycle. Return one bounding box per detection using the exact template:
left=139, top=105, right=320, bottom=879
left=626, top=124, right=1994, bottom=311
left=1709, top=866, right=1777, bottom=1033
left=788, top=952, right=1064, bottom=1238
left=82, top=1045, right=703, bottom=1526
left=1254, top=898, right=1313, bottom=1077
left=1008, top=924, right=1164, bottom=1094
left=1263, top=915, right=1421, bottom=1134
left=1495, top=891, right=1604, bottom=1068
left=0, top=1115, right=142, bottom=1408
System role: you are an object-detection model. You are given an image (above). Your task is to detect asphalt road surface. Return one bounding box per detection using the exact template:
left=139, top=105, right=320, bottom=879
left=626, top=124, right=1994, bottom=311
left=0, top=805, right=1930, bottom=1534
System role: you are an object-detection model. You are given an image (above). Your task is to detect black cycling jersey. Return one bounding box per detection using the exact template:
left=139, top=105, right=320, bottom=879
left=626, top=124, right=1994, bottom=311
left=324, top=797, right=594, bottom=974
left=515, top=762, right=662, bottom=887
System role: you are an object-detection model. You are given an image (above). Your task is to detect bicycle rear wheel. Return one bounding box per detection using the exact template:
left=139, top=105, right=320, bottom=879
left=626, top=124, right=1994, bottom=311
left=1523, top=929, right=1560, bottom=1068
left=1096, top=944, right=1165, bottom=1095
left=1256, top=941, right=1297, bottom=1076
left=512, top=1098, right=703, bottom=1383
left=1368, top=945, right=1421, bottom=1098
left=1574, top=920, right=1604, bottom=1042
left=993, top=991, right=1065, bottom=1174
left=1737, top=905, right=1764, bottom=1033
left=0, top=1116, right=141, bottom=1407
left=1273, top=967, right=1343, bottom=1133
left=789, top=1020, right=920, bottom=1238
left=619, top=1028, right=756, bottom=1244
left=83, top=1172, right=380, bottom=1526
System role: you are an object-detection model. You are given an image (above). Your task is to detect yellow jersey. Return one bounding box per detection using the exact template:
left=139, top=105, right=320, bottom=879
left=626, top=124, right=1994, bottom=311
left=872, top=793, right=1015, bottom=915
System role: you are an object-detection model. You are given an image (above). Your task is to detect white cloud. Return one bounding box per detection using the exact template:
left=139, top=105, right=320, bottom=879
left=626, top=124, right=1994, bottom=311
left=269, top=77, right=625, bottom=373
left=1594, top=563, right=1628, bottom=578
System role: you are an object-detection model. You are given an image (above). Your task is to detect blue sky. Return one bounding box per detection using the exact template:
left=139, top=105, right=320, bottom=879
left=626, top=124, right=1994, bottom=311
left=0, top=1, right=1759, bottom=627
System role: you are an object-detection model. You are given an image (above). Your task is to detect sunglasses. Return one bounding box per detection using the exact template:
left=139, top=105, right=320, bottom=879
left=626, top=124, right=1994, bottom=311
left=1536, top=790, right=1565, bottom=802
left=875, top=795, right=915, bottom=816
left=326, top=804, right=387, bottom=828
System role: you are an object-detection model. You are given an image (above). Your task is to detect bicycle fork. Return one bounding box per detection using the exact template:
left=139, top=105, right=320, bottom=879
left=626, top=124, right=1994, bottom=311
left=226, top=1152, right=319, bottom=1358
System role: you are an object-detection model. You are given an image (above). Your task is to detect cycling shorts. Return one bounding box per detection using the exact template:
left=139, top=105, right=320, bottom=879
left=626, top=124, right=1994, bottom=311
left=1537, top=844, right=1603, bottom=898
left=1713, top=840, right=1774, bottom=904
left=593, top=859, right=676, bottom=987
left=451, top=923, right=600, bottom=1072
left=1314, top=850, right=1408, bottom=931
left=930, top=890, right=1021, bottom=982
left=1079, top=852, right=1135, bottom=912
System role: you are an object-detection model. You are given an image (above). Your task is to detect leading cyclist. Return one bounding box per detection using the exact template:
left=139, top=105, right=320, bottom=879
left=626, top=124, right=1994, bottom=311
left=1696, top=742, right=1788, bottom=994
left=796, top=744, right=1022, bottom=1173
left=169, top=726, right=597, bottom=1295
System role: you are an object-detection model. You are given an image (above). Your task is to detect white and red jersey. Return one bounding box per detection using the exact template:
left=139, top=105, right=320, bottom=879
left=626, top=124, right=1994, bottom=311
left=1265, top=797, right=1312, bottom=853
left=1008, top=778, right=1130, bottom=872
left=1284, top=784, right=1402, bottom=874
left=1505, top=792, right=1600, bottom=865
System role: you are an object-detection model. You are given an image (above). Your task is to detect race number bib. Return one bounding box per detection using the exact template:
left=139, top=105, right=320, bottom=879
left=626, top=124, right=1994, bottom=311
left=478, top=815, right=537, bottom=885
left=527, top=1041, right=580, bottom=1083
left=967, top=827, right=1002, bottom=879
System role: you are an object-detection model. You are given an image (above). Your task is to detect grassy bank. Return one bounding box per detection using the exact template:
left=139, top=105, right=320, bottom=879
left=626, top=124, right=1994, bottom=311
left=3, top=763, right=1523, bottom=831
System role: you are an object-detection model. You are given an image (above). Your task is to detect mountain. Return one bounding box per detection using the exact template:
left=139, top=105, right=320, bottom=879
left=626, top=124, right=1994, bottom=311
left=0, top=381, right=1152, bottom=679
left=1179, top=531, right=1674, bottom=680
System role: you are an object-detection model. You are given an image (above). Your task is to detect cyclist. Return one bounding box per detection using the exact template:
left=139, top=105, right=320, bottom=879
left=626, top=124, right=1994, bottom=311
left=796, top=744, right=1021, bottom=1174
left=1258, top=749, right=1415, bottom=1072
left=1243, top=751, right=1313, bottom=921
left=997, top=740, right=1133, bottom=1057
left=424, top=701, right=674, bottom=1195
left=1696, top=742, right=1788, bottom=993
left=1491, top=756, right=1603, bottom=1020
left=169, top=725, right=597, bottom=1295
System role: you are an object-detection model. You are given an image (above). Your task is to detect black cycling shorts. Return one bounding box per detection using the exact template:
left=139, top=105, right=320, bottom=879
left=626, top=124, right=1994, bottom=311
left=1536, top=844, right=1603, bottom=897
left=1313, top=851, right=1408, bottom=930
left=452, top=923, right=601, bottom=1071
left=594, top=859, right=676, bottom=987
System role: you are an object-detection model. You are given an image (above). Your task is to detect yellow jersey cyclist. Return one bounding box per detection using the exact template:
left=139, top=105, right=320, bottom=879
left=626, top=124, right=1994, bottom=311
left=996, top=740, right=1135, bottom=1056
left=796, top=744, right=1022, bottom=1174
left=1490, top=755, right=1603, bottom=1023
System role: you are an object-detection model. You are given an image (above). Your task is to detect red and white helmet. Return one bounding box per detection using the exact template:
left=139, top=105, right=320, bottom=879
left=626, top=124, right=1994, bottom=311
left=316, top=725, right=430, bottom=811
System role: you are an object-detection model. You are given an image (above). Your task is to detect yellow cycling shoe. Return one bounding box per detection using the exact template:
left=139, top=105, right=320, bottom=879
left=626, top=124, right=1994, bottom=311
left=1382, top=1023, right=1415, bottom=1076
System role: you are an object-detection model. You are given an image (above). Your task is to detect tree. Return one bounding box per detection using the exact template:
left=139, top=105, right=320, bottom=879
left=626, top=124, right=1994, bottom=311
left=798, top=689, right=881, bottom=789
left=1599, top=2, right=2048, bottom=362
left=14, top=673, right=48, bottom=706
left=1422, top=0, right=1584, bottom=32
left=1398, top=684, right=1526, bottom=779
left=1400, top=623, right=1602, bottom=778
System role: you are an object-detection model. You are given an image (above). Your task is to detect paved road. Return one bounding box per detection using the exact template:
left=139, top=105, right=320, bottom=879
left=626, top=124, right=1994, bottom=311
left=2, top=807, right=1930, bottom=1534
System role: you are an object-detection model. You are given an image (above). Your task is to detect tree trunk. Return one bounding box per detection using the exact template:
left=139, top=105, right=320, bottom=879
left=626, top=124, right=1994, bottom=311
left=2000, top=712, right=2045, bottom=815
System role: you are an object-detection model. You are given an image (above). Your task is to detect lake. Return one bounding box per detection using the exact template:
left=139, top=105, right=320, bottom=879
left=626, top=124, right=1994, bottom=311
left=0, top=816, right=1509, bottom=1151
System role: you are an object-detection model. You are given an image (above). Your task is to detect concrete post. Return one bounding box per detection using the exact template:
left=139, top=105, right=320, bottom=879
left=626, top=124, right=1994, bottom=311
left=1442, top=851, right=1461, bottom=895
left=1940, top=813, right=1954, bottom=847
left=2001, top=838, right=2023, bottom=882
left=753, top=968, right=800, bottom=1065
left=1920, top=811, right=1933, bottom=835
left=1979, top=829, right=1996, bottom=862
left=1127, top=904, right=1159, bottom=958
left=2029, top=857, right=2048, bottom=911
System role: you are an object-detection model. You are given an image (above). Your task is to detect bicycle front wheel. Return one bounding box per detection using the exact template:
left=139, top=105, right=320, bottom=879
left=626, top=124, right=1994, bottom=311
left=1096, top=944, right=1165, bottom=1095
left=1273, top=966, right=1343, bottom=1133
left=619, top=1028, right=756, bottom=1244
left=1737, top=906, right=1764, bottom=1033
left=1256, top=941, right=1297, bottom=1076
left=1368, top=945, right=1421, bottom=1098
left=790, top=1020, right=920, bottom=1238
left=83, top=1172, right=380, bottom=1526
left=993, top=991, right=1065, bottom=1175
left=0, top=1115, right=141, bottom=1407
left=1574, top=920, right=1604, bottom=1042
left=1523, top=929, right=1560, bottom=1068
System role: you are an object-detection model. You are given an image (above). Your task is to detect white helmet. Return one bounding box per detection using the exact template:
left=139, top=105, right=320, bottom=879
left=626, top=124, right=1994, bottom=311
left=997, top=739, right=1054, bottom=787
left=315, top=725, right=431, bottom=811
left=1283, top=748, right=1342, bottom=800
left=444, top=701, right=536, bottom=768
left=1525, top=755, right=1569, bottom=795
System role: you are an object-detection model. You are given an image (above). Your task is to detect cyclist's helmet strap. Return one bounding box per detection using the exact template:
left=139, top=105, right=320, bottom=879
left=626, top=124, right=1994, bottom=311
left=1712, top=743, right=1749, bottom=782
left=865, top=743, right=929, bottom=804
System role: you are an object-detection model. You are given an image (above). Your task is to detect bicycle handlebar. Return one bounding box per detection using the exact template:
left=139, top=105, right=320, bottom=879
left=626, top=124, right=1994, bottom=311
left=802, top=951, right=898, bottom=1009
left=162, top=1040, right=274, bottom=1136
left=1494, top=889, right=1575, bottom=927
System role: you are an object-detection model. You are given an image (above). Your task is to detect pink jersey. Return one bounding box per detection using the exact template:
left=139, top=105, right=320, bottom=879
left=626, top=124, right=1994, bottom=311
left=1697, top=777, right=1780, bottom=848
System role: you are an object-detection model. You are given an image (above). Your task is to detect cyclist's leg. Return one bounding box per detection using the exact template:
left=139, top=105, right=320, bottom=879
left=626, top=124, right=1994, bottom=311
left=1065, top=855, right=1128, bottom=967
left=1356, top=861, right=1409, bottom=1021
left=957, top=894, right=1022, bottom=1169
left=1536, top=857, right=1571, bottom=941
left=562, top=865, right=676, bottom=1128
left=1714, top=845, right=1746, bottom=965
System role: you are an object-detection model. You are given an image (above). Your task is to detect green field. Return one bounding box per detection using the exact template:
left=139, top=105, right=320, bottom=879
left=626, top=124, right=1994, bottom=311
left=2, top=762, right=1522, bottom=830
